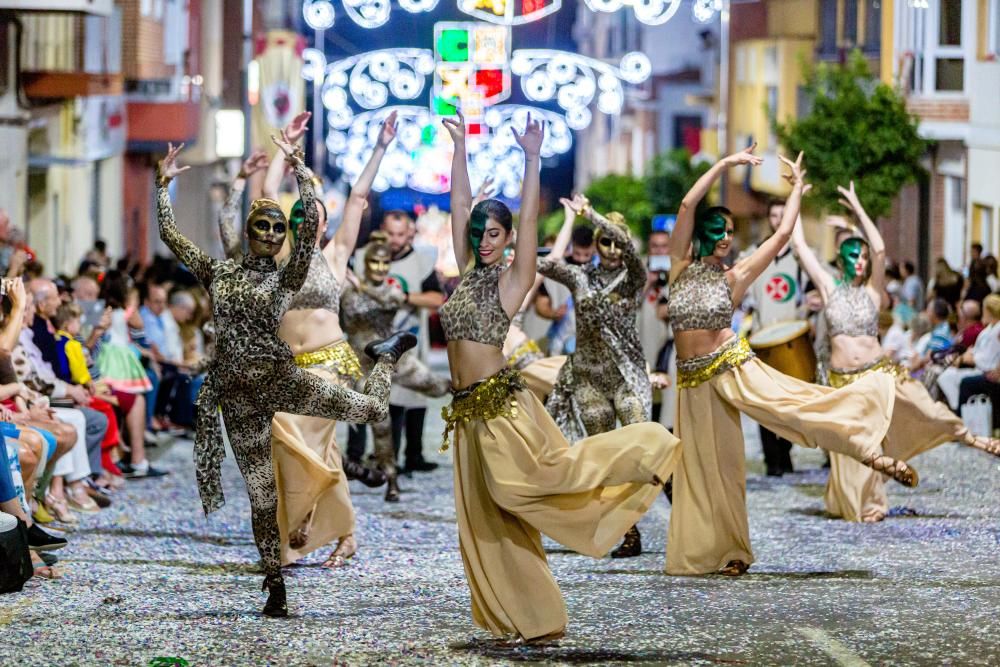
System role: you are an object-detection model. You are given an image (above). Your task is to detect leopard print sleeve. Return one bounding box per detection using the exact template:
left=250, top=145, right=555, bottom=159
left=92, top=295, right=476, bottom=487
left=218, top=182, right=244, bottom=261
left=279, top=158, right=319, bottom=293
left=157, top=183, right=217, bottom=286
left=537, top=257, right=585, bottom=295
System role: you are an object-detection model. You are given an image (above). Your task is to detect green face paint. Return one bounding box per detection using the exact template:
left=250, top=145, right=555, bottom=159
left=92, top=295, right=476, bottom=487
left=468, top=207, right=488, bottom=267
left=838, top=238, right=865, bottom=282
left=695, top=213, right=729, bottom=259
left=288, top=199, right=305, bottom=240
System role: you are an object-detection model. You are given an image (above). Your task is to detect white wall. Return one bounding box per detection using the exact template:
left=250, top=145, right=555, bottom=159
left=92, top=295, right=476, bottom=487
left=966, top=57, right=1000, bottom=255
left=0, top=23, right=29, bottom=229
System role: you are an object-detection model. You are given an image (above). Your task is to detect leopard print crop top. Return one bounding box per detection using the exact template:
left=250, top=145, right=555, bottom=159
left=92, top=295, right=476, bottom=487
left=669, top=261, right=734, bottom=332
left=826, top=283, right=878, bottom=338
left=439, top=264, right=510, bottom=349
left=288, top=248, right=341, bottom=313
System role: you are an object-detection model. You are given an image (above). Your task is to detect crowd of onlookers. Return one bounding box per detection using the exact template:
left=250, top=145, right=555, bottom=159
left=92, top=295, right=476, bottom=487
left=1, top=206, right=212, bottom=587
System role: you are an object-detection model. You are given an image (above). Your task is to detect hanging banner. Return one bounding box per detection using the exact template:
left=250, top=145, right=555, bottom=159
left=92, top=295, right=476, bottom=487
left=251, top=30, right=305, bottom=151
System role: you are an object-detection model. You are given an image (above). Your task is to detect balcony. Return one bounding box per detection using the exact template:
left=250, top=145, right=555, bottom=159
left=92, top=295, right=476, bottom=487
left=125, top=100, right=200, bottom=151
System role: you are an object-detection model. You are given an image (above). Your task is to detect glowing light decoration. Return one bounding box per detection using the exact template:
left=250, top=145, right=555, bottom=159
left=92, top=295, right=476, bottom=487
left=301, top=48, right=327, bottom=82
left=583, top=0, right=682, bottom=26
left=691, top=0, right=721, bottom=23
left=511, top=50, right=651, bottom=118
left=328, top=105, right=572, bottom=196
left=321, top=48, right=436, bottom=129
left=433, top=22, right=512, bottom=127
left=303, top=0, right=336, bottom=30
left=304, top=0, right=439, bottom=30
left=457, top=0, right=562, bottom=26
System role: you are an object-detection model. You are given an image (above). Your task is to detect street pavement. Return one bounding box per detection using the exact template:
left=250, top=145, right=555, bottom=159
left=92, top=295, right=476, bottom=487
left=5, top=379, right=999, bottom=666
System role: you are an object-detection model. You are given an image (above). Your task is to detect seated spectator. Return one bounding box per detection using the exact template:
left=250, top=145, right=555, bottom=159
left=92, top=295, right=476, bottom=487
left=140, top=285, right=199, bottom=430
left=939, top=295, right=1000, bottom=410
left=954, top=299, right=984, bottom=352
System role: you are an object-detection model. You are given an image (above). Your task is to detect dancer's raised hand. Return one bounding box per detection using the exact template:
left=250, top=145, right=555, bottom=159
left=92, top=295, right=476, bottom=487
left=158, top=143, right=191, bottom=182
left=441, top=109, right=466, bottom=144
left=837, top=180, right=862, bottom=212
left=723, top=142, right=764, bottom=168
left=779, top=151, right=806, bottom=188
left=377, top=111, right=399, bottom=149
left=271, top=130, right=301, bottom=160
left=559, top=192, right=589, bottom=215
left=239, top=150, right=269, bottom=178
left=284, top=111, right=312, bottom=144
left=513, top=113, right=544, bottom=157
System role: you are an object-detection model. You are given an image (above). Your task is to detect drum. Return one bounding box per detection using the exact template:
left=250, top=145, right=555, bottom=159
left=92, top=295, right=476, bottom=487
left=748, top=320, right=816, bottom=382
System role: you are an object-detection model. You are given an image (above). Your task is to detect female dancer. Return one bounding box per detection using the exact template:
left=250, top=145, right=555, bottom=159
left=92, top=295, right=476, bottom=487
left=218, top=113, right=394, bottom=568
left=790, top=181, right=1000, bottom=522
left=540, top=195, right=653, bottom=558
left=440, top=111, right=679, bottom=642
left=158, top=138, right=413, bottom=617
left=341, top=232, right=451, bottom=501
left=666, top=146, right=917, bottom=577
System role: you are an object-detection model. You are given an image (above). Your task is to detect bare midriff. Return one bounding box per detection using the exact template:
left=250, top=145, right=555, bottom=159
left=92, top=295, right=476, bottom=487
left=279, top=308, right=345, bottom=357
left=675, top=328, right=737, bottom=361
left=447, top=340, right=507, bottom=391
left=829, top=334, right=882, bottom=371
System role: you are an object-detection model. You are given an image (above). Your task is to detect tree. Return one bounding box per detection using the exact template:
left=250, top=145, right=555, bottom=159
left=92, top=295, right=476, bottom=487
left=773, top=50, right=929, bottom=219
left=583, top=173, right=655, bottom=240
left=646, top=148, right=712, bottom=223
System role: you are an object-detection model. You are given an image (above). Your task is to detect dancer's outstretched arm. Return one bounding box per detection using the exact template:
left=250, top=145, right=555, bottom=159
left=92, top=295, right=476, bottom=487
left=672, top=143, right=763, bottom=278
left=443, top=111, right=473, bottom=273
left=272, top=132, right=319, bottom=292
left=839, top=181, right=886, bottom=297
left=790, top=213, right=835, bottom=303
left=500, top=115, right=543, bottom=317
left=518, top=196, right=577, bottom=312
left=219, top=150, right=268, bottom=260
left=327, top=111, right=398, bottom=281
left=260, top=111, right=311, bottom=201
left=156, top=143, right=216, bottom=286
left=729, top=153, right=806, bottom=303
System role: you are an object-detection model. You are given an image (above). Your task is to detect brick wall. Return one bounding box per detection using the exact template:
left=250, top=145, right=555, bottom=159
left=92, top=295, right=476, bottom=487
left=907, top=98, right=970, bottom=123
left=929, top=165, right=946, bottom=263
left=118, top=0, right=173, bottom=81
left=883, top=182, right=922, bottom=269
left=122, top=152, right=152, bottom=262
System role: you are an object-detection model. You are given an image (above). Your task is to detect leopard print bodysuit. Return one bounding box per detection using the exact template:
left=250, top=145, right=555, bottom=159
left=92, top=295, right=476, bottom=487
left=341, top=280, right=450, bottom=472
left=159, top=158, right=394, bottom=581
left=539, top=214, right=650, bottom=441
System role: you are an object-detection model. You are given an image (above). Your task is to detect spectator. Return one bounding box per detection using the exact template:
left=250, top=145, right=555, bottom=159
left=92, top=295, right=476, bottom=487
left=955, top=299, right=984, bottom=352
left=928, top=258, right=964, bottom=309
left=900, top=260, right=925, bottom=310
left=984, top=255, right=1000, bottom=293
left=967, top=242, right=983, bottom=277
left=141, top=287, right=199, bottom=429
left=963, top=260, right=992, bottom=304
left=938, top=294, right=1000, bottom=410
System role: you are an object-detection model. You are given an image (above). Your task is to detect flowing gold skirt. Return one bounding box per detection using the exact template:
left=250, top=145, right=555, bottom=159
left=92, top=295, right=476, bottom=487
left=273, top=341, right=362, bottom=565
left=450, top=374, right=679, bottom=640
left=824, top=359, right=971, bottom=522
left=520, top=355, right=566, bottom=401
left=667, top=339, right=895, bottom=575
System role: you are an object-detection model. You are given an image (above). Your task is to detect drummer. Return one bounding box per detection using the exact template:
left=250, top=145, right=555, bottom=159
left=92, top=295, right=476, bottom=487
left=740, top=198, right=806, bottom=476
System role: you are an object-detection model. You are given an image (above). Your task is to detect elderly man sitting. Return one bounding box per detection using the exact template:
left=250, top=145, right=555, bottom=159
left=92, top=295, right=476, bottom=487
left=140, top=285, right=200, bottom=431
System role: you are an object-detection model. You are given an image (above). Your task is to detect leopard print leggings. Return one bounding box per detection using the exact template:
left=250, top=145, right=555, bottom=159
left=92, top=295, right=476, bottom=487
left=575, top=375, right=647, bottom=435
left=223, top=358, right=394, bottom=577
left=359, top=352, right=450, bottom=472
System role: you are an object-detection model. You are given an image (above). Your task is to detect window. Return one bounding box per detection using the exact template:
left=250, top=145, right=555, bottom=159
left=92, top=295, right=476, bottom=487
left=930, top=0, right=966, bottom=93
left=938, top=0, right=962, bottom=46
left=818, top=0, right=838, bottom=55
left=843, top=0, right=859, bottom=46
left=864, top=0, right=882, bottom=52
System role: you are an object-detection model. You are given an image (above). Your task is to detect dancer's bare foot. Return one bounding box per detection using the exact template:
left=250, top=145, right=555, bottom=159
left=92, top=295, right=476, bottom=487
left=321, top=534, right=357, bottom=569
left=969, top=436, right=1000, bottom=458
left=288, top=511, right=313, bottom=549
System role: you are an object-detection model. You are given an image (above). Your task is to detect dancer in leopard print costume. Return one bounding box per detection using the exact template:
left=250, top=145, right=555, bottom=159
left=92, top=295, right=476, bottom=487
left=341, top=232, right=451, bottom=501
left=156, top=139, right=414, bottom=617
left=539, top=194, right=652, bottom=559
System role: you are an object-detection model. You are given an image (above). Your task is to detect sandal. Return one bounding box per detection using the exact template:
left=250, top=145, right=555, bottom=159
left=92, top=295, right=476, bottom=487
left=718, top=560, right=749, bottom=576
left=44, top=493, right=78, bottom=526
left=861, top=454, right=919, bottom=487
left=969, top=436, right=1000, bottom=458
left=321, top=535, right=357, bottom=569
left=66, top=487, right=100, bottom=514
left=30, top=551, right=62, bottom=580
left=288, top=511, right=314, bottom=550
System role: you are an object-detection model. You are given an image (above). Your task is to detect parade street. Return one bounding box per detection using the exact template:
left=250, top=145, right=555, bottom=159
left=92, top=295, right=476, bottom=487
left=6, top=379, right=999, bottom=667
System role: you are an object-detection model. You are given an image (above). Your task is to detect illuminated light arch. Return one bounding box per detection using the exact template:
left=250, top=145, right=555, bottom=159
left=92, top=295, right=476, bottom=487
left=582, top=0, right=682, bottom=26
left=457, top=0, right=563, bottom=26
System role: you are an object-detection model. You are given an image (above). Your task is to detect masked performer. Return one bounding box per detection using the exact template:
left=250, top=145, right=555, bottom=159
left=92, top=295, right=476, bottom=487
left=789, top=182, right=1000, bottom=523
left=341, top=232, right=451, bottom=501
left=219, top=113, right=396, bottom=568
left=440, top=111, right=679, bottom=643
left=157, top=139, right=414, bottom=617
left=666, top=146, right=918, bottom=577
left=537, top=193, right=651, bottom=559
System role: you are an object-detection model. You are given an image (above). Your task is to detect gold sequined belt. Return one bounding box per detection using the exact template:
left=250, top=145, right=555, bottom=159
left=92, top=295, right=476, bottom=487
left=828, top=357, right=908, bottom=389
left=507, top=338, right=542, bottom=370
left=294, top=340, right=363, bottom=380
left=677, top=337, right=755, bottom=389
left=440, top=368, right=526, bottom=452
